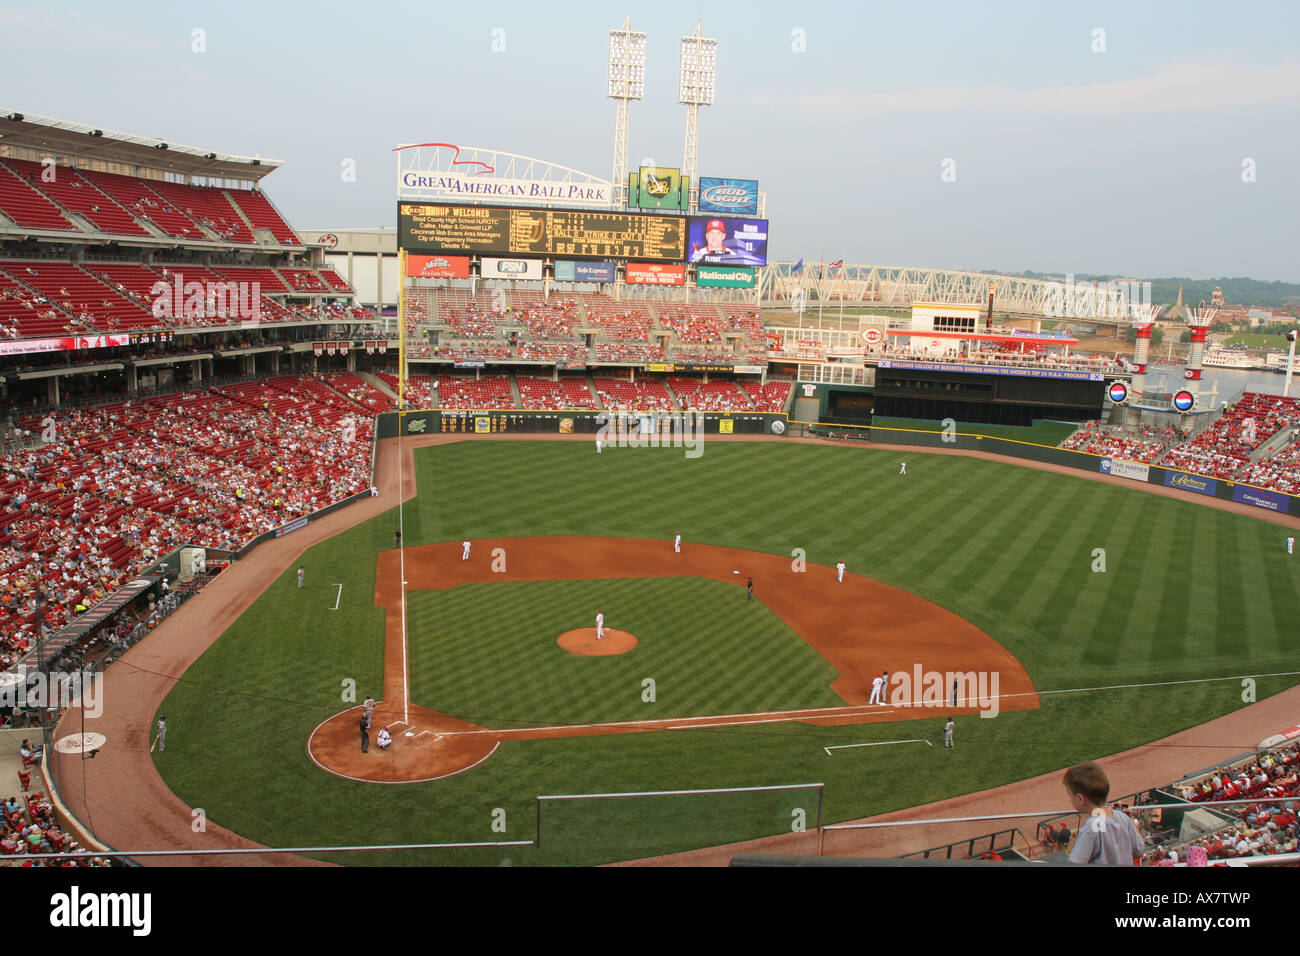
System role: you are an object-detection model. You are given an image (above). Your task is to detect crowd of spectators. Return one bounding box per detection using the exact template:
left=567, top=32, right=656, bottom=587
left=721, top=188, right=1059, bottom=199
left=1061, top=422, right=1180, bottom=463
left=1158, top=394, right=1300, bottom=481
left=1145, top=743, right=1300, bottom=865
left=0, top=375, right=375, bottom=648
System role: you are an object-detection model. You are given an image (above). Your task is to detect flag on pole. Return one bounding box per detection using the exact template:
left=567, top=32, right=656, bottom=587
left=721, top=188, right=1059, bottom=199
left=828, top=259, right=844, bottom=276
left=791, top=258, right=804, bottom=276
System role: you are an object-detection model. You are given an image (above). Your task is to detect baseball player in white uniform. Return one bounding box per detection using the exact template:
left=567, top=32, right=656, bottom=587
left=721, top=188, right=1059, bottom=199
left=297, top=567, right=305, bottom=589
left=595, top=610, right=605, bottom=640
left=674, top=533, right=681, bottom=553
left=899, top=461, right=907, bottom=475
left=944, top=718, right=955, bottom=750
left=1288, top=536, right=1295, bottom=555
left=836, top=561, right=845, bottom=583
left=868, top=673, right=884, bottom=705
left=596, top=438, right=603, bottom=454
left=462, top=539, right=471, bottom=561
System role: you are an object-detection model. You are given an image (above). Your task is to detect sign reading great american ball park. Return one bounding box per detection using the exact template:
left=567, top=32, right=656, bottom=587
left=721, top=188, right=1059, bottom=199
left=399, top=170, right=612, bottom=207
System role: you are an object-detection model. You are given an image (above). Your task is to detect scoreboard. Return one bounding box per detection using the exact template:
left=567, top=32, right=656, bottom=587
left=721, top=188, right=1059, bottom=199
left=398, top=202, right=686, bottom=262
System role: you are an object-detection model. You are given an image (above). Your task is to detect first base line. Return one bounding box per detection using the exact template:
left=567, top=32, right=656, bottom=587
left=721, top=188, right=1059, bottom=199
left=823, top=738, right=932, bottom=756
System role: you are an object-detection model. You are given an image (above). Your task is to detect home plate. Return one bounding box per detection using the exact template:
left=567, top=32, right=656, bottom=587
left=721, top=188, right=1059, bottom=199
left=56, top=732, right=107, bottom=754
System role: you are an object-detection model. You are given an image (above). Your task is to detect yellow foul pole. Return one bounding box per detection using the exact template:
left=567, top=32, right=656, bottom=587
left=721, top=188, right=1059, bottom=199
left=397, top=247, right=407, bottom=412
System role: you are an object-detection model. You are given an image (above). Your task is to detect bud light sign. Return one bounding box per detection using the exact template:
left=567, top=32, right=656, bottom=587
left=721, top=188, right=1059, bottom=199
left=698, top=177, right=759, bottom=216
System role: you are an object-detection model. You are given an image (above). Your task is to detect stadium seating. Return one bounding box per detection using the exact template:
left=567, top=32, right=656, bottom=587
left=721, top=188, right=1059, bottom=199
left=75, top=169, right=205, bottom=240
left=144, top=179, right=254, bottom=244
left=0, top=163, right=76, bottom=231
left=432, top=375, right=512, bottom=409
left=741, top=379, right=794, bottom=413
left=591, top=377, right=677, bottom=412
left=667, top=377, right=754, bottom=411
left=1, top=159, right=150, bottom=237
left=516, top=375, right=595, bottom=410
left=0, top=261, right=154, bottom=332
left=225, top=188, right=300, bottom=245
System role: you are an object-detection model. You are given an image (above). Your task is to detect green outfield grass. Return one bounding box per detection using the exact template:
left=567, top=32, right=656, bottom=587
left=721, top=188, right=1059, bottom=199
left=868, top=416, right=1079, bottom=447
left=154, top=441, right=1300, bottom=865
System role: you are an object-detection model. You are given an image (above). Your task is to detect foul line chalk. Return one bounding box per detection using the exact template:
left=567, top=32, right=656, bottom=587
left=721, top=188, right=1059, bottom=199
left=823, top=738, right=930, bottom=756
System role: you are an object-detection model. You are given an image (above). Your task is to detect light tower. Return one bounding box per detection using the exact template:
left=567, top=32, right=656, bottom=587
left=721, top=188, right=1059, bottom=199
left=608, top=19, right=646, bottom=209
left=679, top=23, right=717, bottom=211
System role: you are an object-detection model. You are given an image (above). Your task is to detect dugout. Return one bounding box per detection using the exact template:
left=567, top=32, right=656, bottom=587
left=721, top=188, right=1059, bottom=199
left=873, top=366, right=1102, bottom=426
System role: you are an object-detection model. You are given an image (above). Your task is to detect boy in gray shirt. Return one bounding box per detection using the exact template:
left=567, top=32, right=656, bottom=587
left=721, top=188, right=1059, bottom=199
left=1064, top=762, right=1145, bottom=864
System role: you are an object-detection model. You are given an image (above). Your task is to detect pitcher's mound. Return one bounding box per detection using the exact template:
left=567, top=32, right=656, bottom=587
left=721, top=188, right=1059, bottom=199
left=558, top=628, right=638, bottom=656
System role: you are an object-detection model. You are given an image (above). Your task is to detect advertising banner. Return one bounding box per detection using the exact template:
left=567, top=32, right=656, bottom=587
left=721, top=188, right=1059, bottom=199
left=732, top=365, right=765, bottom=374
left=0, top=334, right=131, bottom=356
left=643, top=363, right=676, bottom=373
left=481, top=257, right=544, bottom=280
left=697, top=265, right=756, bottom=289
left=399, top=169, right=612, bottom=207
left=626, top=263, right=685, bottom=286
left=877, top=360, right=1106, bottom=382
left=1099, top=458, right=1150, bottom=482
left=628, top=166, right=687, bottom=211
left=474, top=416, right=491, bottom=434
left=454, top=360, right=486, bottom=369
left=1232, top=485, right=1291, bottom=514
left=1163, top=470, right=1217, bottom=496
left=406, top=254, right=471, bottom=278
left=555, top=260, right=616, bottom=283
left=687, top=216, right=768, bottom=266
left=698, top=177, right=759, bottom=216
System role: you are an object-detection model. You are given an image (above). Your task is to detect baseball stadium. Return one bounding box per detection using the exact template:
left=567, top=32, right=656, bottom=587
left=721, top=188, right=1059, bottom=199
left=1, top=20, right=1299, bottom=880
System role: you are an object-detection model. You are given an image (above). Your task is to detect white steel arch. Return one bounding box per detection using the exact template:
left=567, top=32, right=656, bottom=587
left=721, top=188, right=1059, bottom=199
left=395, top=144, right=614, bottom=208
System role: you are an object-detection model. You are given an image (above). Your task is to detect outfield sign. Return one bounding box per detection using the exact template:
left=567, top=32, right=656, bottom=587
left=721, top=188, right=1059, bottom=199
left=878, top=360, right=1106, bottom=382
left=698, top=177, right=759, bottom=216
left=481, top=256, right=543, bottom=280
left=1163, top=470, right=1217, bottom=496
left=554, top=260, right=615, bottom=283
left=1232, top=485, right=1291, bottom=513
left=626, top=263, right=685, bottom=285
left=628, top=166, right=688, bottom=212
left=1099, top=458, right=1149, bottom=482
left=406, top=254, right=470, bottom=278
left=697, top=265, right=756, bottom=289
left=398, top=169, right=612, bottom=207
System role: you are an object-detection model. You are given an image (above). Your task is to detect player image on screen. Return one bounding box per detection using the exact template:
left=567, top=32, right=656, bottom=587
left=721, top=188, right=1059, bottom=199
left=687, top=217, right=767, bottom=266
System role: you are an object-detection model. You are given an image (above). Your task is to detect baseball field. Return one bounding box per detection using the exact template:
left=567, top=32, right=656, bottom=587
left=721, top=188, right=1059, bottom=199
left=148, top=436, right=1300, bottom=866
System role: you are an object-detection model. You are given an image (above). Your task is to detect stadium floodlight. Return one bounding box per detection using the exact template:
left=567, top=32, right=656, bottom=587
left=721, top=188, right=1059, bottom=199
left=608, top=18, right=646, bottom=208
left=678, top=30, right=718, bottom=106
left=608, top=22, right=646, bottom=100
left=679, top=24, right=718, bottom=209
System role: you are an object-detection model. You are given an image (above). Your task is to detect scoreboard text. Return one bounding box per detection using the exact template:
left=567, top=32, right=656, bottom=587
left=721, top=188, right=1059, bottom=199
left=398, top=203, right=686, bottom=262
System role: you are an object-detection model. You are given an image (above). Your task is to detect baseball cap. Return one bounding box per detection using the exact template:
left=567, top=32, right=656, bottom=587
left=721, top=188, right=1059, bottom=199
left=705, top=220, right=725, bottom=233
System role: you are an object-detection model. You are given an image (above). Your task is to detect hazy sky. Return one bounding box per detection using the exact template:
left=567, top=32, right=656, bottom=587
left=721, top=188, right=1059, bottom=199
left=2, top=0, right=1298, bottom=280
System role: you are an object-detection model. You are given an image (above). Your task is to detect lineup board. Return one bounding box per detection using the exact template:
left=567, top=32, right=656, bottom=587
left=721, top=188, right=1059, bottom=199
left=398, top=203, right=686, bottom=262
